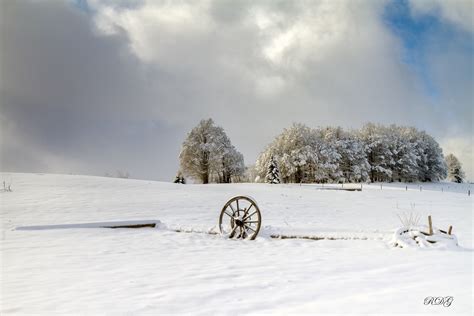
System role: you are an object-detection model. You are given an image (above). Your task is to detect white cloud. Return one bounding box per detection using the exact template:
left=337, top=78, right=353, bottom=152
left=93, top=1, right=214, bottom=63
left=409, top=0, right=473, bottom=33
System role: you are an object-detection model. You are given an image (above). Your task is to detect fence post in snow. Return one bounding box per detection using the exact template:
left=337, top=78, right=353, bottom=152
left=406, top=186, right=407, bottom=191
left=428, top=215, right=433, bottom=236
left=380, top=184, right=382, bottom=190
left=469, top=190, right=471, bottom=196
left=420, top=186, right=422, bottom=192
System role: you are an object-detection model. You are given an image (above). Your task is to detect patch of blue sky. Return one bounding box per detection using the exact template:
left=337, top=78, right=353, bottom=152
left=71, top=0, right=142, bottom=13
left=383, top=0, right=473, bottom=100
left=71, top=0, right=91, bottom=13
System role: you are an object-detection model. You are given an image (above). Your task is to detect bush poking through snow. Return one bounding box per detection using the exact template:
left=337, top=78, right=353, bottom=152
left=173, top=172, right=186, bottom=184
left=2, top=180, right=12, bottom=192
left=391, top=226, right=458, bottom=249
left=396, top=212, right=420, bottom=228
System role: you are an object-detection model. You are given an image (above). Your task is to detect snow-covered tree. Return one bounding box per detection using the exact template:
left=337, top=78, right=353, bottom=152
left=219, top=145, right=245, bottom=183
left=358, top=123, right=394, bottom=182
left=315, top=127, right=344, bottom=182
left=244, top=164, right=259, bottom=183
left=179, top=119, right=221, bottom=184
left=334, top=130, right=370, bottom=182
left=265, top=156, right=281, bottom=184
left=389, top=126, right=421, bottom=182
left=256, top=123, right=318, bottom=183
left=256, top=122, right=446, bottom=184
left=179, top=119, right=245, bottom=184
left=357, top=124, right=446, bottom=183
left=417, top=132, right=447, bottom=182
left=445, top=154, right=464, bottom=183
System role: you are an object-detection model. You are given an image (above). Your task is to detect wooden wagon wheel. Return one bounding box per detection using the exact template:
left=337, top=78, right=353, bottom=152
left=219, top=196, right=262, bottom=240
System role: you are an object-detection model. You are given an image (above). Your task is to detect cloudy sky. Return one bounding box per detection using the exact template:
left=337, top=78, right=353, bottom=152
left=1, top=0, right=473, bottom=181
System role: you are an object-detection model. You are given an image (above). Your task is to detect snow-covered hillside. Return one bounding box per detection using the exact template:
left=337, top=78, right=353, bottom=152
left=1, top=173, right=472, bottom=315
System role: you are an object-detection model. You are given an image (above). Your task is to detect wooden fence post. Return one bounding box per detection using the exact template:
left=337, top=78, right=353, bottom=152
left=428, top=215, right=433, bottom=236
left=448, top=226, right=452, bottom=235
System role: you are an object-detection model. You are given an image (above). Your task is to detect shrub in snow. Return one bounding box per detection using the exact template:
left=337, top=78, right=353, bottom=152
left=2, top=180, right=12, bottom=192
left=445, top=153, right=465, bottom=183
left=396, top=212, right=420, bottom=228
left=391, top=226, right=458, bottom=249
left=173, top=172, right=186, bottom=184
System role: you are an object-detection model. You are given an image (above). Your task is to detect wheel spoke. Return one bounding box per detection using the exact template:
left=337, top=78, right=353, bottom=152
left=243, top=210, right=258, bottom=221
left=244, top=226, right=253, bottom=239
left=242, top=204, right=253, bottom=219
left=244, top=220, right=259, bottom=224
left=229, top=224, right=238, bottom=237
left=236, top=199, right=240, bottom=213
left=238, top=226, right=243, bottom=238
left=224, top=210, right=233, bottom=218
left=229, top=203, right=235, bottom=213
left=244, top=224, right=256, bottom=233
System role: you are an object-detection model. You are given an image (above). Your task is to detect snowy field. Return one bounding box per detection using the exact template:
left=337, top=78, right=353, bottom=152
left=1, top=173, right=472, bottom=315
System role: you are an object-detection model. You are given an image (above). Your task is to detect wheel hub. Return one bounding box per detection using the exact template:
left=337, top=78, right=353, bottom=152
left=234, top=218, right=244, bottom=227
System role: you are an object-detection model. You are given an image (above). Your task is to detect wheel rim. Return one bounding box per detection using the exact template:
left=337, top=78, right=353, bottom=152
left=219, top=196, right=261, bottom=240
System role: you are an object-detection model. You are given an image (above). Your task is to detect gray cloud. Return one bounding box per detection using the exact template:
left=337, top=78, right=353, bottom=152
left=1, top=0, right=472, bottom=180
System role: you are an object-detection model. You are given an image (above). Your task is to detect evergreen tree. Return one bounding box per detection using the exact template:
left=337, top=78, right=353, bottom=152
left=265, top=156, right=281, bottom=184
left=445, top=154, right=465, bottom=183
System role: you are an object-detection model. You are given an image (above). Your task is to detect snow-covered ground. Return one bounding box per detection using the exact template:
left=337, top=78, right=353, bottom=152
left=1, top=173, right=472, bottom=315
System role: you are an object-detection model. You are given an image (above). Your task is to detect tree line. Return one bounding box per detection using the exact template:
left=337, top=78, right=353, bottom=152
left=177, top=119, right=465, bottom=184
